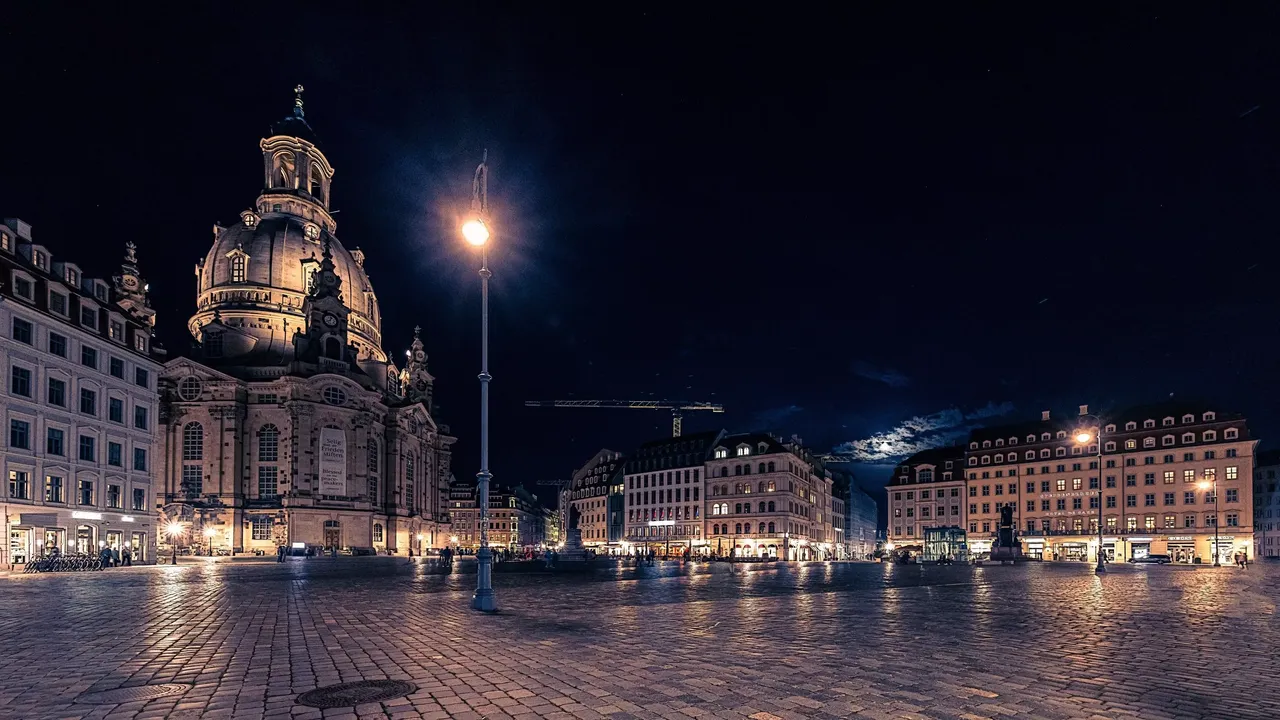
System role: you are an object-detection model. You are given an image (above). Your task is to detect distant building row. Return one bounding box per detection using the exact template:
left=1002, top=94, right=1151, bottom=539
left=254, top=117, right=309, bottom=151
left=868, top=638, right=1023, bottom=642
left=888, top=404, right=1259, bottom=564
left=557, top=431, right=878, bottom=560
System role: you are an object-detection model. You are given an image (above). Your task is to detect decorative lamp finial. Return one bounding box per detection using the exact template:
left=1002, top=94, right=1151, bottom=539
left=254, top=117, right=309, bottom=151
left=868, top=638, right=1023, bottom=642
left=124, top=241, right=137, bottom=265
left=293, top=84, right=305, bottom=117
left=413, top=325, right=421, bottom=339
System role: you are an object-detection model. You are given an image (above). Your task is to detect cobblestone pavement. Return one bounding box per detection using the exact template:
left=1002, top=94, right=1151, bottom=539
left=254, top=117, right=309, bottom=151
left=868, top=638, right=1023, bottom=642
left=0, top=559, right=1277, bottom=720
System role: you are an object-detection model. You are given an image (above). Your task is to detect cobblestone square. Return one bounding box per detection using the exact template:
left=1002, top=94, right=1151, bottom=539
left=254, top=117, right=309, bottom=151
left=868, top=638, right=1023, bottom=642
left=0, top=560, right=1276, bottom=720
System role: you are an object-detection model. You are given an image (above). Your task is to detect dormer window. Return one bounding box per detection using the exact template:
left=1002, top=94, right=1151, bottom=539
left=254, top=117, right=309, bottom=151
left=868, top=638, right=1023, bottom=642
left=1181, top=432, right=1194, bottom=443
left=1224, top=428, right=1239, bottom=440
left=1104, top=424, right=1116, bottom=433
left=0, top=232, right=10, bottom=252
left=969, top=442, right=978, bottom=449
left=1163, top=417, right=1174, bottom=426
left=230, top=254, right=247, bottom=283
left=134, top=334, right=147, bottom=353
left=205, top=331, right=224, bottom=358
left=1143, top=419, right=1155, bottom=428
left=1203, top=430, right=1217, bottom=442
left=1055, top=431, right=1066, bottom=439
left=714, top=447, right=727, bottom=459
left=1182, top=414, right=1194, bottom=423
left=982, top=440, right=991, bottom=448
left=242, top=211, right=259, bottom=228
left=736, top=445, right=750, bottom=457
left=995, top=439, right=1004, bottom=447
left=32, top=249, right=47, bottom=270
left=1026, top=435, right=1035, bottom=443
left=1041, top=433, right=1050, bottom=441
left=1125, top=422, right=1137, bottom=431
left=64, top=267, right=78, bottom=287
left=11, top=271, right=34, bottom=302
left=1104, top=441, right=1116, bottom=452
left=1143, top=437, right=1155, bottom=448
left=1162, top=435, right=1174, bottom=446
left=93, top=283, right=107, bottom=302
left=1203, top=412, right=1216, bottom=422
left=1009, top=437, right=1017, bottom=445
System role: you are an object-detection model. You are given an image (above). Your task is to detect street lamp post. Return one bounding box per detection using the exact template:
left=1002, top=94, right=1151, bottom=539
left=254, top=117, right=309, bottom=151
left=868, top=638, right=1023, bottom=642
left=165, top=522, right=184, bottom=565
left=203, top=527, right=216, bottom=556
left=1199, top=478, right=1220, bottom=566
left=463, top=151, right=498, bottom=613
left=1074, top=416, right=1106, bottom=574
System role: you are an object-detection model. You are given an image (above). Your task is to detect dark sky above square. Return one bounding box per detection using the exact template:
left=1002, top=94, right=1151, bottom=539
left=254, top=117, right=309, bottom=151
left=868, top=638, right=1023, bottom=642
left=6, top=4, right=1280, bottom=505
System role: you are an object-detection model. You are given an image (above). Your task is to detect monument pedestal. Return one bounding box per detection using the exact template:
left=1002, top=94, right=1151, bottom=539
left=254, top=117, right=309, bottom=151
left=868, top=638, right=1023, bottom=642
left=559, top=528, right=588, bottom=563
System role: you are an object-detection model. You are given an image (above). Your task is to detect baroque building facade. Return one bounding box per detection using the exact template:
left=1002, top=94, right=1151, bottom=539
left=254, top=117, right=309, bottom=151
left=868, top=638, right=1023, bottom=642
left=155, top=91, right=454, bottom=555
left=888, top=402, right=1257, bottom=564
left=2, top=218, right=162, bottom=565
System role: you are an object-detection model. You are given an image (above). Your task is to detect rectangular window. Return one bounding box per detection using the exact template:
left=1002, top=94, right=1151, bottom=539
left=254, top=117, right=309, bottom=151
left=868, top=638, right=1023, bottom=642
left=1184, top=491, right=1196, bottom=504
left=81, top=346, right=97, bottom=369
left=80, top=306, right=97, bottom=328
left=1072, top=477, right=1082, bottom=490
left=8, top=470, right=30, bottom=500
left=1056, top=479, right=1066, bottom=491
left=1226, top=513, right=1239, bottom=527
left=9, top=419, right=30, bottom=449
left=45, top=475, right=64, bottom=503
left=1226, top=488, right=1239, bottom=503
left=78, top=479, right=94, bottom=506
left=251, top=516, right=274, bottom=541
left=107, top=484, right=122, bottom=509
left=1126, top=475, right=1137, bottom=486
left=1056, top=499, right=1066, bottom=510
left=1072, top=498, right=1082, bottom=510
left=258, top=466, right=278, bottom=498
left=12, top=317, right=33, bottom=344
left=49, top=291, right=67, bottom=315
left=132, top=488, right=146, bottom=512
left=46, top=427, right=64, bottom=455
left=48, top=332, right=67, bottom=357
left=1226, top=466, right=1238, bottom=480
left=1126, top=495, right=1137, bottom=507
left=108, top=441, right=122, bottom=467
left=1144, top=473, right=1155, bottom=485
left=1144, top=493, right=1155, bottom=506
left=80, top=388, right=97, bottom=415
left=182, top=465, right=202, bottom=496
left=12, top=276, right=33, bottom=299
left=109, top=321, right=124, bottom=342
left=1164, top=471, right=1175, bottom=484
left=109, top=357, right=124, bottom=378
left=109, top=397, right=123, bottom=423
left=134, top=405, right=148, bottom=430
left=45, top=377, right=65, bottom=406
left=1026, top=500, right=1035, bottom=511
left=10, top=365, right=31, bottom=397
left=135, top=367, right=149, bottom=388
left=1106, top=495, right=1116, bottom=508
left=133, top=447, right=148, bottom=472
left=1089, top=496, right=1099, bottom=509
left=1041, top=499, right=1049, bottom=511
left=1164, top=492, right=1175, bottom=505
left=78, top=435, right=96, bottom=462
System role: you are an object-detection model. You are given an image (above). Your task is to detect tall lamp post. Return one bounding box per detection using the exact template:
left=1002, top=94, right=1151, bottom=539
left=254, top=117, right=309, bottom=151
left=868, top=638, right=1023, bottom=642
left=1199, top=478, right=1220, bottom=566
left=203, top=527, right=216, bottom=556
left=1073, top=415, right=1106, bottom=574
left=165, top=522, right=184, bottom=565
left=463, top=151, right=498, bottom=613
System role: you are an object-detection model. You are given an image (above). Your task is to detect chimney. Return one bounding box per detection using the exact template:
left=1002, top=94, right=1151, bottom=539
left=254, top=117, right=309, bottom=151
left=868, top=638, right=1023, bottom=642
left=1079, top=404, right=1089, bottom=416
left=1041, top=410, right=1051, bottom=421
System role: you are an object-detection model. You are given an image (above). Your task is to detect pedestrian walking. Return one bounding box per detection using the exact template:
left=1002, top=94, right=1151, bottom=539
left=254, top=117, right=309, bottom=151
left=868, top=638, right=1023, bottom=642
left=111, top=547, right=120, bottom=567
left=121, top=547, right=132, bottom=566
left=277, top=544, right=287, bottom=563
left=99, top=545, right=113, bottom=568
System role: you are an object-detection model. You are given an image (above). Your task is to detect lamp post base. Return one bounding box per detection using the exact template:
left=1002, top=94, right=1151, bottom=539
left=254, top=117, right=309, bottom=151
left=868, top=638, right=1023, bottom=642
left=472, top=546, right=498, bottom=613
left=1095, top=560, right=1106, bottom=574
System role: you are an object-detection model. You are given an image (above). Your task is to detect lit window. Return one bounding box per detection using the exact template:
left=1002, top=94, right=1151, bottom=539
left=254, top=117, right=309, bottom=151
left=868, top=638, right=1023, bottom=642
left=231, top=254, right=247, bottom=283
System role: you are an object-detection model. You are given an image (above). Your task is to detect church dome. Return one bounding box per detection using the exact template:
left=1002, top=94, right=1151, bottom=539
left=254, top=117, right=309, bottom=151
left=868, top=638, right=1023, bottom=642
left=188, top=88, right=386, bottom=364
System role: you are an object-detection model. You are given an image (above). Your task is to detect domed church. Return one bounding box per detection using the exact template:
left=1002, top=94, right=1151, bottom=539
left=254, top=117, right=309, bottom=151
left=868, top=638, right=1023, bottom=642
left=156, top=87, right=455, bottom=555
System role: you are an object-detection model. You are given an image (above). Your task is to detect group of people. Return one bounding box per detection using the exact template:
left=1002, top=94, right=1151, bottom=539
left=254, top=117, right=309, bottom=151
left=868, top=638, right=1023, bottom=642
left=97, top=545, right=133, bottom=567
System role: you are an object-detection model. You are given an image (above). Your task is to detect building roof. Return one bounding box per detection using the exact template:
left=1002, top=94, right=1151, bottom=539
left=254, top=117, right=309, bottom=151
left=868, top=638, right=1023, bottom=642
left=714, top=432, right=788, bottom=455
left=898, top=446, right=964, bottom=468
left=624, top=430, right=723, bottom=473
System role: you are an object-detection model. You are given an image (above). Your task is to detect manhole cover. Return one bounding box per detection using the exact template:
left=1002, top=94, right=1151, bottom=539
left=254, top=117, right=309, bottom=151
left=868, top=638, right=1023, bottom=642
left=76, top=683, right=191, bottom=704
left=296, top=680, right=416, bottom=708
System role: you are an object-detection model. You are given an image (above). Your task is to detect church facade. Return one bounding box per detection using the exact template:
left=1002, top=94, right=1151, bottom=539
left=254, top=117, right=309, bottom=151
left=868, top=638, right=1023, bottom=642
left=155, top=90, right=454, bottom=555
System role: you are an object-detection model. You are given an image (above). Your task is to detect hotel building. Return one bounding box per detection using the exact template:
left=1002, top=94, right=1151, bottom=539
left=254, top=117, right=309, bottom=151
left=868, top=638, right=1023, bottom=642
left=623, top=431, right=720, bottom=554
left=2, top=218, right=162, bottom=565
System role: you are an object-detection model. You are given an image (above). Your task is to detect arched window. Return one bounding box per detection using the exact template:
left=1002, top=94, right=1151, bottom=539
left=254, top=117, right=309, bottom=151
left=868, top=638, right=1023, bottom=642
left=308, top=163, right=324, bottom=202
left=735, top=503, right=742, bottom=513
left=182, top=422, right=203, bottom=461
left=258, top=424, right=279, bottom=462
left=735, top=523, right=742, bottom=534
left=720, top=467, right=728, bottom=477
left=767, top=501, right=775, bottom=512
left=324, top=336, right=342, bottom=360
left=274, top=152, right=295, bottom=189
left=768, top=522, right=776, bottom=533
left=230, top=254, right=247, bottom=283
left=758, top=501, right=766, bottom=512
left=758, top=463, right=766, bottom=473
left=734, top=483, right=742, bottom=494
left=373, top=524, right=384, bottom=543
left=743, top=465, right=751, bottom=475
left=404, top=454, right=415, bottom=512
left=734, top=465, right=742, bottom=476
left=767, top=461, right=775, bottom=472
left=368, top=439, right=379, bottom=473
left=367, top=296, right=375, bottom=319
left=758, top=522, right=766, bottom=534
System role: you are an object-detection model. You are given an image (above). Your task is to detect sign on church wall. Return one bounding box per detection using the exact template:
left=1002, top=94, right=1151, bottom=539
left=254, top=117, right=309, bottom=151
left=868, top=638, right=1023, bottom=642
left=319, top=427, right=347, bottom=496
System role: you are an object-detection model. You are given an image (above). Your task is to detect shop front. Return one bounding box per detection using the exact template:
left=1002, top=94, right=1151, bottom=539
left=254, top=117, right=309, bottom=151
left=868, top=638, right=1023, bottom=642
left=1128, top=537, right=1153, bottom=561
left=1056, top=541, right=1090, bottom=562
left=1023, top=538, right=1045, bottom=560
left=967, top=539, right=991, bottom=561
left=1166, top=536, right=1197, bottom=564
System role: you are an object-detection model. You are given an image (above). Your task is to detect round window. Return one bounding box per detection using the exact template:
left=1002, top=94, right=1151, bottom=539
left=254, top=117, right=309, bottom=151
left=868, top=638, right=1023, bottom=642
left=177, top=376, right=202, bottom=401
left=322, top=387, right=346, bottom=405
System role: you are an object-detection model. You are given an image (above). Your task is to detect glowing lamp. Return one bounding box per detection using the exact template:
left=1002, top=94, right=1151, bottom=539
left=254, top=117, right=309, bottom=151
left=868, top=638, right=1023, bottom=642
left=450, top=535, right=459, bottom=543
left=462, top=219, right=490, bottom=246
left=1198, top=480, right=1212, bottom=490
left=165, top=522, right=184, bottom=539
left=1075, top=432, right=1092, bottom=444
left=203, top=527, right=217, bottom=538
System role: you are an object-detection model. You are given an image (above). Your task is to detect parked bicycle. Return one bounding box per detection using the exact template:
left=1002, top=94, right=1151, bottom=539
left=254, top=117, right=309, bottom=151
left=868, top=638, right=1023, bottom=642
left=23, top=552, right=104, bottom=573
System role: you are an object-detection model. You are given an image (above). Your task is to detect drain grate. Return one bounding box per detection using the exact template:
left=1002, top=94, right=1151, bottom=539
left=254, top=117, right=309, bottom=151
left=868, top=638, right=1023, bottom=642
left=296, top=680, right=417, bottom=708
left=76, top=683, right=191, bottom=704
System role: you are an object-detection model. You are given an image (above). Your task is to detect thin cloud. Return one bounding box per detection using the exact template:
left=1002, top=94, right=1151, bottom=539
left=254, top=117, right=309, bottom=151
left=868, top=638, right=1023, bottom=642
left=851, top=361, right=911, bottom=388
left=834, top=401, right=1015, bottom=462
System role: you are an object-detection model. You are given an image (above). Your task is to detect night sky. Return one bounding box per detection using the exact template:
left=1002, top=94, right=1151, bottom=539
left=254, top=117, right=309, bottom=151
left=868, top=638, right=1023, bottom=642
left=7, top=5, right=1280, bottom=511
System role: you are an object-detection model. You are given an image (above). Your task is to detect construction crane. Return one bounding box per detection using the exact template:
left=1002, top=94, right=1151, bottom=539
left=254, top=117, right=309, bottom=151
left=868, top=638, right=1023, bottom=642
left=816, top=454, right=859, bottom=464
left=524, top=399, right=724, bottom=437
